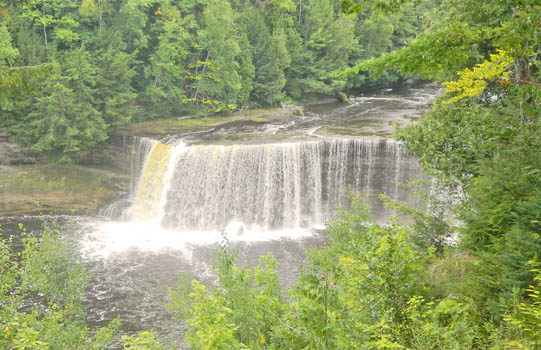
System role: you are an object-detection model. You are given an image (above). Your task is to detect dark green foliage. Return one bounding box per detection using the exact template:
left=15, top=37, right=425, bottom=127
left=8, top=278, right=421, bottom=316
left=1, top=0, right=430, bottom=160
left=461, top=126, right=541, bottom=249
left=0, top=21, right=48, bottom=110
left=20, top=49, right=108, bottom=163
left=142, top=1, right=196, bottom=118
left=395, top=101, right=522, bottom=189
left=244, top=9, right=289, bottom=106
left=385, top=0, right=541, bottom=342
left=235, top=30, right=255, bottom=107
left=286, top=0, right=356, bottom=99
left=455, top=125, right=541, bottom=314
left=3, top=0, right=540, bottom=347
left=165, top=0, right=541, bottom=348
left=187, top=0, right=254, bottom=113
left=380, top=186, right=454, bottom=254
left=93, top=30, right=138, bottom=128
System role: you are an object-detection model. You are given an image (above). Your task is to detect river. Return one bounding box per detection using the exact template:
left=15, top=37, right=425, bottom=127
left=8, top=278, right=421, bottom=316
left=0, top=83, right=440, bottom=348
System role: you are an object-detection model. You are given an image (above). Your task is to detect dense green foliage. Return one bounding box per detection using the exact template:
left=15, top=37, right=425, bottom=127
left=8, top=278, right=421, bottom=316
left=168, top=200, right=541, bottom=350
left=389, top=0, right=541, bottom=320
left=167, top=0, right=541, bottom=349
left=0, top=223, right=164, bottom=349
left=0, top=0, right=430, bottom=161
left=0, top=0, right=539, bottom=348
left=168, top=195, right=539, bottom=349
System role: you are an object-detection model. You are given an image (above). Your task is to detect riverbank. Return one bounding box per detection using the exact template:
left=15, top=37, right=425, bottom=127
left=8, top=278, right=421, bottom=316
left=0, top=105, right=307, bottom=216
left=0, top=85, right=441, bottom=216
left=115, top=105, right=305, bottom=137
left=0, top=164, right=129, bottom=215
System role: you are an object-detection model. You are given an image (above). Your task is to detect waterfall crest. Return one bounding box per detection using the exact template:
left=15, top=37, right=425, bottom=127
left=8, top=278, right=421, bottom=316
left=125, top=138, right=421, bottom=231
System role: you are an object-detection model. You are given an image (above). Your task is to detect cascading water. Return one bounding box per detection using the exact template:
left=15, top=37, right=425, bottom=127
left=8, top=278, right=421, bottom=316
left=74, top=84, right=439, bottom=347
left=122, top=137, right=420, bottom=232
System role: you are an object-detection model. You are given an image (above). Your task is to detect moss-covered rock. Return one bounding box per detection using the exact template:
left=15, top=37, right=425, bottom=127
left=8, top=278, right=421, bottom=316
left=337, top=91, right=351, bottom=104
left=0, top=165, right=129, bottom=215
left=116, top=106, right=303, bottom=137
left=0, top=129, right=44, bottom=165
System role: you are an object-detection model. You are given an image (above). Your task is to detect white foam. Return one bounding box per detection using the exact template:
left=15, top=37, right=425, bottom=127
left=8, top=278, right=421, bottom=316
left=79, top=220, right=314, bottom=260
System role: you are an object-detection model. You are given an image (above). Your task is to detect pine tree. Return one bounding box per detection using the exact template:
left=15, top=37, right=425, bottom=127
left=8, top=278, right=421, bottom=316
left=94, top=30, right=137, bottom=128
left=115, top=0, right=156, bottom=54
left=346, top=5, right=401, bottom=90
left=189, top=0, right=250, bottom=112
left=22, top=48, right=107, bottom=162
left=244, top=9, right=289, bottom=106
left=235, top=30, right=255, bottom=107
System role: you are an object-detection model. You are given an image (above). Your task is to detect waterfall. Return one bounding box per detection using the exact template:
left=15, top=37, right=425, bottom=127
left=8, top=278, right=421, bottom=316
left=123, top=137, right=421, bottom=231
left=98, top=137, right=156, bottom=219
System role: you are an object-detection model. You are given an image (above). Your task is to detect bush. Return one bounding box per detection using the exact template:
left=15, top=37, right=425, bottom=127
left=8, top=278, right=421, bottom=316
left=0, top=223, right=120, bottom=349
left=168, top=199, right=430, bottom=349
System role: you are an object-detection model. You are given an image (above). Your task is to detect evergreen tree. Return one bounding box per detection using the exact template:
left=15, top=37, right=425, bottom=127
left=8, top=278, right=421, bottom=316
left=235, top=30, right=255, bottom=107
left=357, top=10, right=394, bottom=59
left=143, top=1, right=196, bottom=118
left=190, top=0, right=249, bottom=112
left=115, top=0, right=156, bottom=54
left=94, top=30, right=137, bottom=128
left=243, top=8, right=288, bottom=106
left=1, top=0, right=437, bottom=159
left=0, top=18, right=48, bottom=125
left=286, top=0, right=355, bottom=99
left=257, top=0, right=296, bottom=31
left=9, top=18, right=48, bottom=66
left=21, top=48, right=107, bottom=162
left=346, top=6, right=400, bottom=90
left=0, top=23, right=19, bottom=65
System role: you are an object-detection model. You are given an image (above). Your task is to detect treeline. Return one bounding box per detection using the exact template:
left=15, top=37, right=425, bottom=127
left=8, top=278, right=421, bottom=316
left=0, top=0, right=431, bottom=162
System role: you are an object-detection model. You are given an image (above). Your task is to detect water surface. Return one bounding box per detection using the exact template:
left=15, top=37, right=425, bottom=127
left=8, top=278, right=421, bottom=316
left=1, top=84, right=440, bottom=348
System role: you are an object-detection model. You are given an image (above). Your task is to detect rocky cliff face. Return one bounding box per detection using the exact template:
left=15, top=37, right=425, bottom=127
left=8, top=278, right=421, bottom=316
left=0, top=165, right=129, bottom=216
left=0, top=129, right=43, bottom=166
left=81, top=134, right=134, bottom=173
left=0, top=130, right=130, bottom=216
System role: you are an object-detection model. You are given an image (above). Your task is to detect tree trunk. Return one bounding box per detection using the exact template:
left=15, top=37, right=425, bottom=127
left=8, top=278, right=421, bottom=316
left=193, top=50, right=211, bottom=101
left=42, top=9, right=49, bottom=57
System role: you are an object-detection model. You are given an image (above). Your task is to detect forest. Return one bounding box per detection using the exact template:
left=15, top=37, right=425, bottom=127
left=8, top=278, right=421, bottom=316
left=0, top=0, right=432, bottom=162
left=0, top=0, right=540, bottom=349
